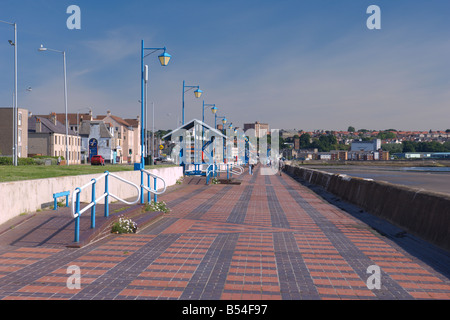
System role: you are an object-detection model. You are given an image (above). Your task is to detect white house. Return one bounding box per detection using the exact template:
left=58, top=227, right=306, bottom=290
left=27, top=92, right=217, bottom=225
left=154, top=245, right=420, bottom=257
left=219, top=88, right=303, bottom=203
left=79, top=120, right=115, bottom=163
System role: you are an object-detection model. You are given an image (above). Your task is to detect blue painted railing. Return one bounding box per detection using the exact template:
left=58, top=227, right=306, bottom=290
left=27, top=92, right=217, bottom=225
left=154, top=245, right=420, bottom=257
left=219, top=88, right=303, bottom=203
left=71, top=171, right=141, bottom=243
left=141, top=169, right=167, bottom=204
left=53, top=191, right=70, bottom=211
left=206, top=163, right=244, bottom=184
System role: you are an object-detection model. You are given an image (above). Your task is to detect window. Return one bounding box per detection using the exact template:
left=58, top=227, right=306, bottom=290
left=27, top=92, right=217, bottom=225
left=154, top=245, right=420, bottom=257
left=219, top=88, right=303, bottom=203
left=18, top=113, right=22, bottom=126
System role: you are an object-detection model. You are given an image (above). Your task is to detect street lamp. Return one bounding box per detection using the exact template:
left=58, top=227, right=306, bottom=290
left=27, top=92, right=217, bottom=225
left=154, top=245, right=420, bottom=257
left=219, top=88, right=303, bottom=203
left=202, top=101, right=216, bottom=125
left=140, top=40, right=171, bottom=203
left=214, top=114, right=227, bottom=130
left=38, top=44, right=69, bottom=166
left=140, top=41, right=171, bottom=169
left=182, top=81, right=203, bottom=125
left=1, top=20, right=18, bottom=166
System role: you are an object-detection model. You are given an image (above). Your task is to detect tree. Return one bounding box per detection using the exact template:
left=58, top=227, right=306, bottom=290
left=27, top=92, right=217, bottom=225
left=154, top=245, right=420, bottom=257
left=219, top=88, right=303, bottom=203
left=382, top=144, right=403, bottom=154
left=377, top=131, right=396, bottom=140
left=299, top=133, right=311, bottom=149
left=402, top=141, right=416, bottom=153
left=347, top=126, right=356, bottom=132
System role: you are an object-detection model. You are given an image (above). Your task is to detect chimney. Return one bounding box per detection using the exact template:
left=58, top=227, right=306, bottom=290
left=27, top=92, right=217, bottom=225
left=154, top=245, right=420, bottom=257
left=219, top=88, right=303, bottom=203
left=89, top=109, right=93, bottom=120
left=107, top=110, right=111, bottom=117
left=51, top=112, right=57, bottom=125
left=36, top=118, right=42, bottom=133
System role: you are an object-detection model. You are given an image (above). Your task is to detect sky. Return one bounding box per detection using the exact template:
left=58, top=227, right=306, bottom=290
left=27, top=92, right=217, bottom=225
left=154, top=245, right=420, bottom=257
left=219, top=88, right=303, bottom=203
left=0, top=0, right=449, bottom=132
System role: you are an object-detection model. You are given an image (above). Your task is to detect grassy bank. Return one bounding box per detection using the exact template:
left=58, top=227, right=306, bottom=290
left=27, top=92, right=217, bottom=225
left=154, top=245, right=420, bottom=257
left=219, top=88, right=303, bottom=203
left=0, top=164, right=177, bottom=183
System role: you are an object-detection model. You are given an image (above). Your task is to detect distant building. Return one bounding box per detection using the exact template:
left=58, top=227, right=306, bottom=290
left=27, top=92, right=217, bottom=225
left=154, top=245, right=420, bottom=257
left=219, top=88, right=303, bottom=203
left=243, top=121, right=269, bottom=138
left=350, top=139, right=381, bottom=152
left=0, top=107, right=29, bottom=158
left=28, top=114, right=81, bottom=164
left=78, top=120, right=115, bottom=163
left=96, top=111, right=140, bottom=164
left=39, top=111, right=93, bottom=135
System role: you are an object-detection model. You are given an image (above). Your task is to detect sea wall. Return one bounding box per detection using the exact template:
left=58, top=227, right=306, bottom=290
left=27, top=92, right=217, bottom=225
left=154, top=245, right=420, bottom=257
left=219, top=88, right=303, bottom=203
left=285, top=165, right=450, bottom=252
left=0, top=166, right=184, bottom=226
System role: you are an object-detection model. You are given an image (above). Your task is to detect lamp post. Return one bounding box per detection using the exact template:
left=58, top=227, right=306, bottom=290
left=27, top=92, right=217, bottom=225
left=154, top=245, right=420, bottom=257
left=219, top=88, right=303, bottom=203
left=202, top=101, right=216, bottom=125
left=215, top=115, right=227, bottom=131
left=38, top=44, right=69, bottom=166
left=1, top=20, right=17, bottom=166
left=182, top=81, right=202, bottom=125
left=140, top=40, right=171, bottom=204
left=140, top=40, right=171, bottom=169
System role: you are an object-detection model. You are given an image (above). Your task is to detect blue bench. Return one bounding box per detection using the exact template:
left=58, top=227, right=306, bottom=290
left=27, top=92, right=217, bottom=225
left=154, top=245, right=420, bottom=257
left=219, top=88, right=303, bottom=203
left=53, top=191, right=70, bottom=211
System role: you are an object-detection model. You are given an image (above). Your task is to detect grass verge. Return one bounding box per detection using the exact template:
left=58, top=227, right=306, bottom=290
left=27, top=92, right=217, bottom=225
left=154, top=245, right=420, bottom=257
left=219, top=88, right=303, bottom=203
left=0, top=164, right=176, bottom=183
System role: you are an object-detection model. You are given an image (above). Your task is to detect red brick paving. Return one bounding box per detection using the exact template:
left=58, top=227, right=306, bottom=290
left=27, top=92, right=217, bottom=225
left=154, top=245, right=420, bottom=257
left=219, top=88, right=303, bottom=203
left=0, top=164, right=449, bottom=300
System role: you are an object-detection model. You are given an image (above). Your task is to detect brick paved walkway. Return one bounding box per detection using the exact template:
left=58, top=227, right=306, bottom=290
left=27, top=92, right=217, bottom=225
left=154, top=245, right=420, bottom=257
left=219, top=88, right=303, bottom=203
left=0, top=165, right=449, bottom=300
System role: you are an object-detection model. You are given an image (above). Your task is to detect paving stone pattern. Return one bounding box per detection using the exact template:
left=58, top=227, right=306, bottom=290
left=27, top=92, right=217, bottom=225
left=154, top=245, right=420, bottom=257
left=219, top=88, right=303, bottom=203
left=0, top=165, right=449, bottom=300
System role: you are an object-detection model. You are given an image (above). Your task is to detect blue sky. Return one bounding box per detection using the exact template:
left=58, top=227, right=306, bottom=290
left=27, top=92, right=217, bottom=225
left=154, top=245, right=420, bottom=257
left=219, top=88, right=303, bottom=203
left=0, top=0, right=449, bottom=131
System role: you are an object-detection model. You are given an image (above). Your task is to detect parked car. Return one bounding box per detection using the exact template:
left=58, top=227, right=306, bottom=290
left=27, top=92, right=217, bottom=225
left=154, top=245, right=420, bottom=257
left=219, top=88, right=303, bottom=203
left=91, top=155, right=105, bottom=166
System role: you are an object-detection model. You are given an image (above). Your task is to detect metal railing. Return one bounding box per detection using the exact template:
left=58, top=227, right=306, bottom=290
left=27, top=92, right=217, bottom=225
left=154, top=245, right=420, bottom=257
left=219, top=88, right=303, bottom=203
left=70, top=169, right=168, bottom=243
left=71, top=171, right=141, bottom=243
left=206, top=164, right=215, bottom=184
left=140, top=169, right=167, bottom=203
left=206, top=163, right=244, bottom=184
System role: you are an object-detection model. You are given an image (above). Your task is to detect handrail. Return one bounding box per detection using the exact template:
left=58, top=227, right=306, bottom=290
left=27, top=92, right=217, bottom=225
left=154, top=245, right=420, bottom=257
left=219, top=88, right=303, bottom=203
left=141, top=169, right=167, bottom=202
left=206, top=164, right=215, bottom=184
left=230, top=165, right=244, bottom=175
left=70, top=171, right=141, bottom=243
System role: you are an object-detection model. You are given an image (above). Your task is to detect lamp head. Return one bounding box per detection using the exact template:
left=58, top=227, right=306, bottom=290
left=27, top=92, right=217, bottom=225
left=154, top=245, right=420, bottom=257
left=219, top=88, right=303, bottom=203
left=194, top=89, right=203, bottom=98
left=158, top=51, right=171, bottom=66
left=222, top=118, right=227, bottom=125
left=38, top=44, right=47, bottom=52
left=211, top=106, right=218, bottom=114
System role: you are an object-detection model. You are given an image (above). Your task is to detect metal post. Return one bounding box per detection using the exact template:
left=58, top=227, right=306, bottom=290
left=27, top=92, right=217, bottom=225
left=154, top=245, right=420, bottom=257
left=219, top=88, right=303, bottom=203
left=63, top=51, right=69, bottom=166
left=182, top=80, right=185, bottom=125
left=140, top=169, right=144, bottom=204
left=147, top=173, right=151, bottom=203
left=13, top=23, right=17, bottom=166
left=154, top=177, right=158, bottom=203
left=141, top=40, right=145, bottom=170
left=104, top=172, right=109, bottom=217
left=74, top=188, right=81, bottom=243
left=91, top=179, right=96, bottom=229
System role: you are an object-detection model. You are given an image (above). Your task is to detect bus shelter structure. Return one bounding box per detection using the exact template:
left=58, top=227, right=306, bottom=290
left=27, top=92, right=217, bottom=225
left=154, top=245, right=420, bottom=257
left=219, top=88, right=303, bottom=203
left=162, top=119, right=228, bottom=176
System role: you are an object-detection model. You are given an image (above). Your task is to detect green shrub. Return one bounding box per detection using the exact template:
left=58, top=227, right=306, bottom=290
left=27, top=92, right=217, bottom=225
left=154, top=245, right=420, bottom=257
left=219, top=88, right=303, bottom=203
left=18, top=158, right=37, bottom=166
left=0, top=157, right=12, bottom=165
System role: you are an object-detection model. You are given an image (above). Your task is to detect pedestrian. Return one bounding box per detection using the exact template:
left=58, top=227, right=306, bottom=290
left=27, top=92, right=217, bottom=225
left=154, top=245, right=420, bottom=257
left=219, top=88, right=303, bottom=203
left=279, top=159, right=284, bottom=176
left=251, top=164, right=254, bottom=175
left=57, top=156, right=61, bottom=165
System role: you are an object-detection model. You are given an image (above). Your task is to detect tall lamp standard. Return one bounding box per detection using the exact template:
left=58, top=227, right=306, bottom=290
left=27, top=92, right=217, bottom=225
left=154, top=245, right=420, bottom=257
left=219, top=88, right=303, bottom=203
left=202, top=101, right=216, bottom=125
left=140, top=40, right=171, bottom=204
left=1, top=20, right=18, bottom=166
left=182, top=81, right=202, bottom=125
left=38, top=44, right=69, bottom=166
left=140, top=40, right=171, bottom=169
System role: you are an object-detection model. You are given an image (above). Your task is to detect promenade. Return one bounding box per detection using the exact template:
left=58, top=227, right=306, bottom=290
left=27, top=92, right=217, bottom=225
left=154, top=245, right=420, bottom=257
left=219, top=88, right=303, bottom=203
left=0, top=165, right=449, bottom=301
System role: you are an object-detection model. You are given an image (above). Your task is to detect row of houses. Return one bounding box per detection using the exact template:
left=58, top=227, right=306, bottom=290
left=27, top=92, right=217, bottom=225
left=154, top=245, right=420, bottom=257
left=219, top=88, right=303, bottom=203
left=283, top=139, right=390, bottom=161
left=0, top=107, right=160, bottom=165
left=285, top=149, right=390, bottom=161
left=281, top=129, right=450, bottom=145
